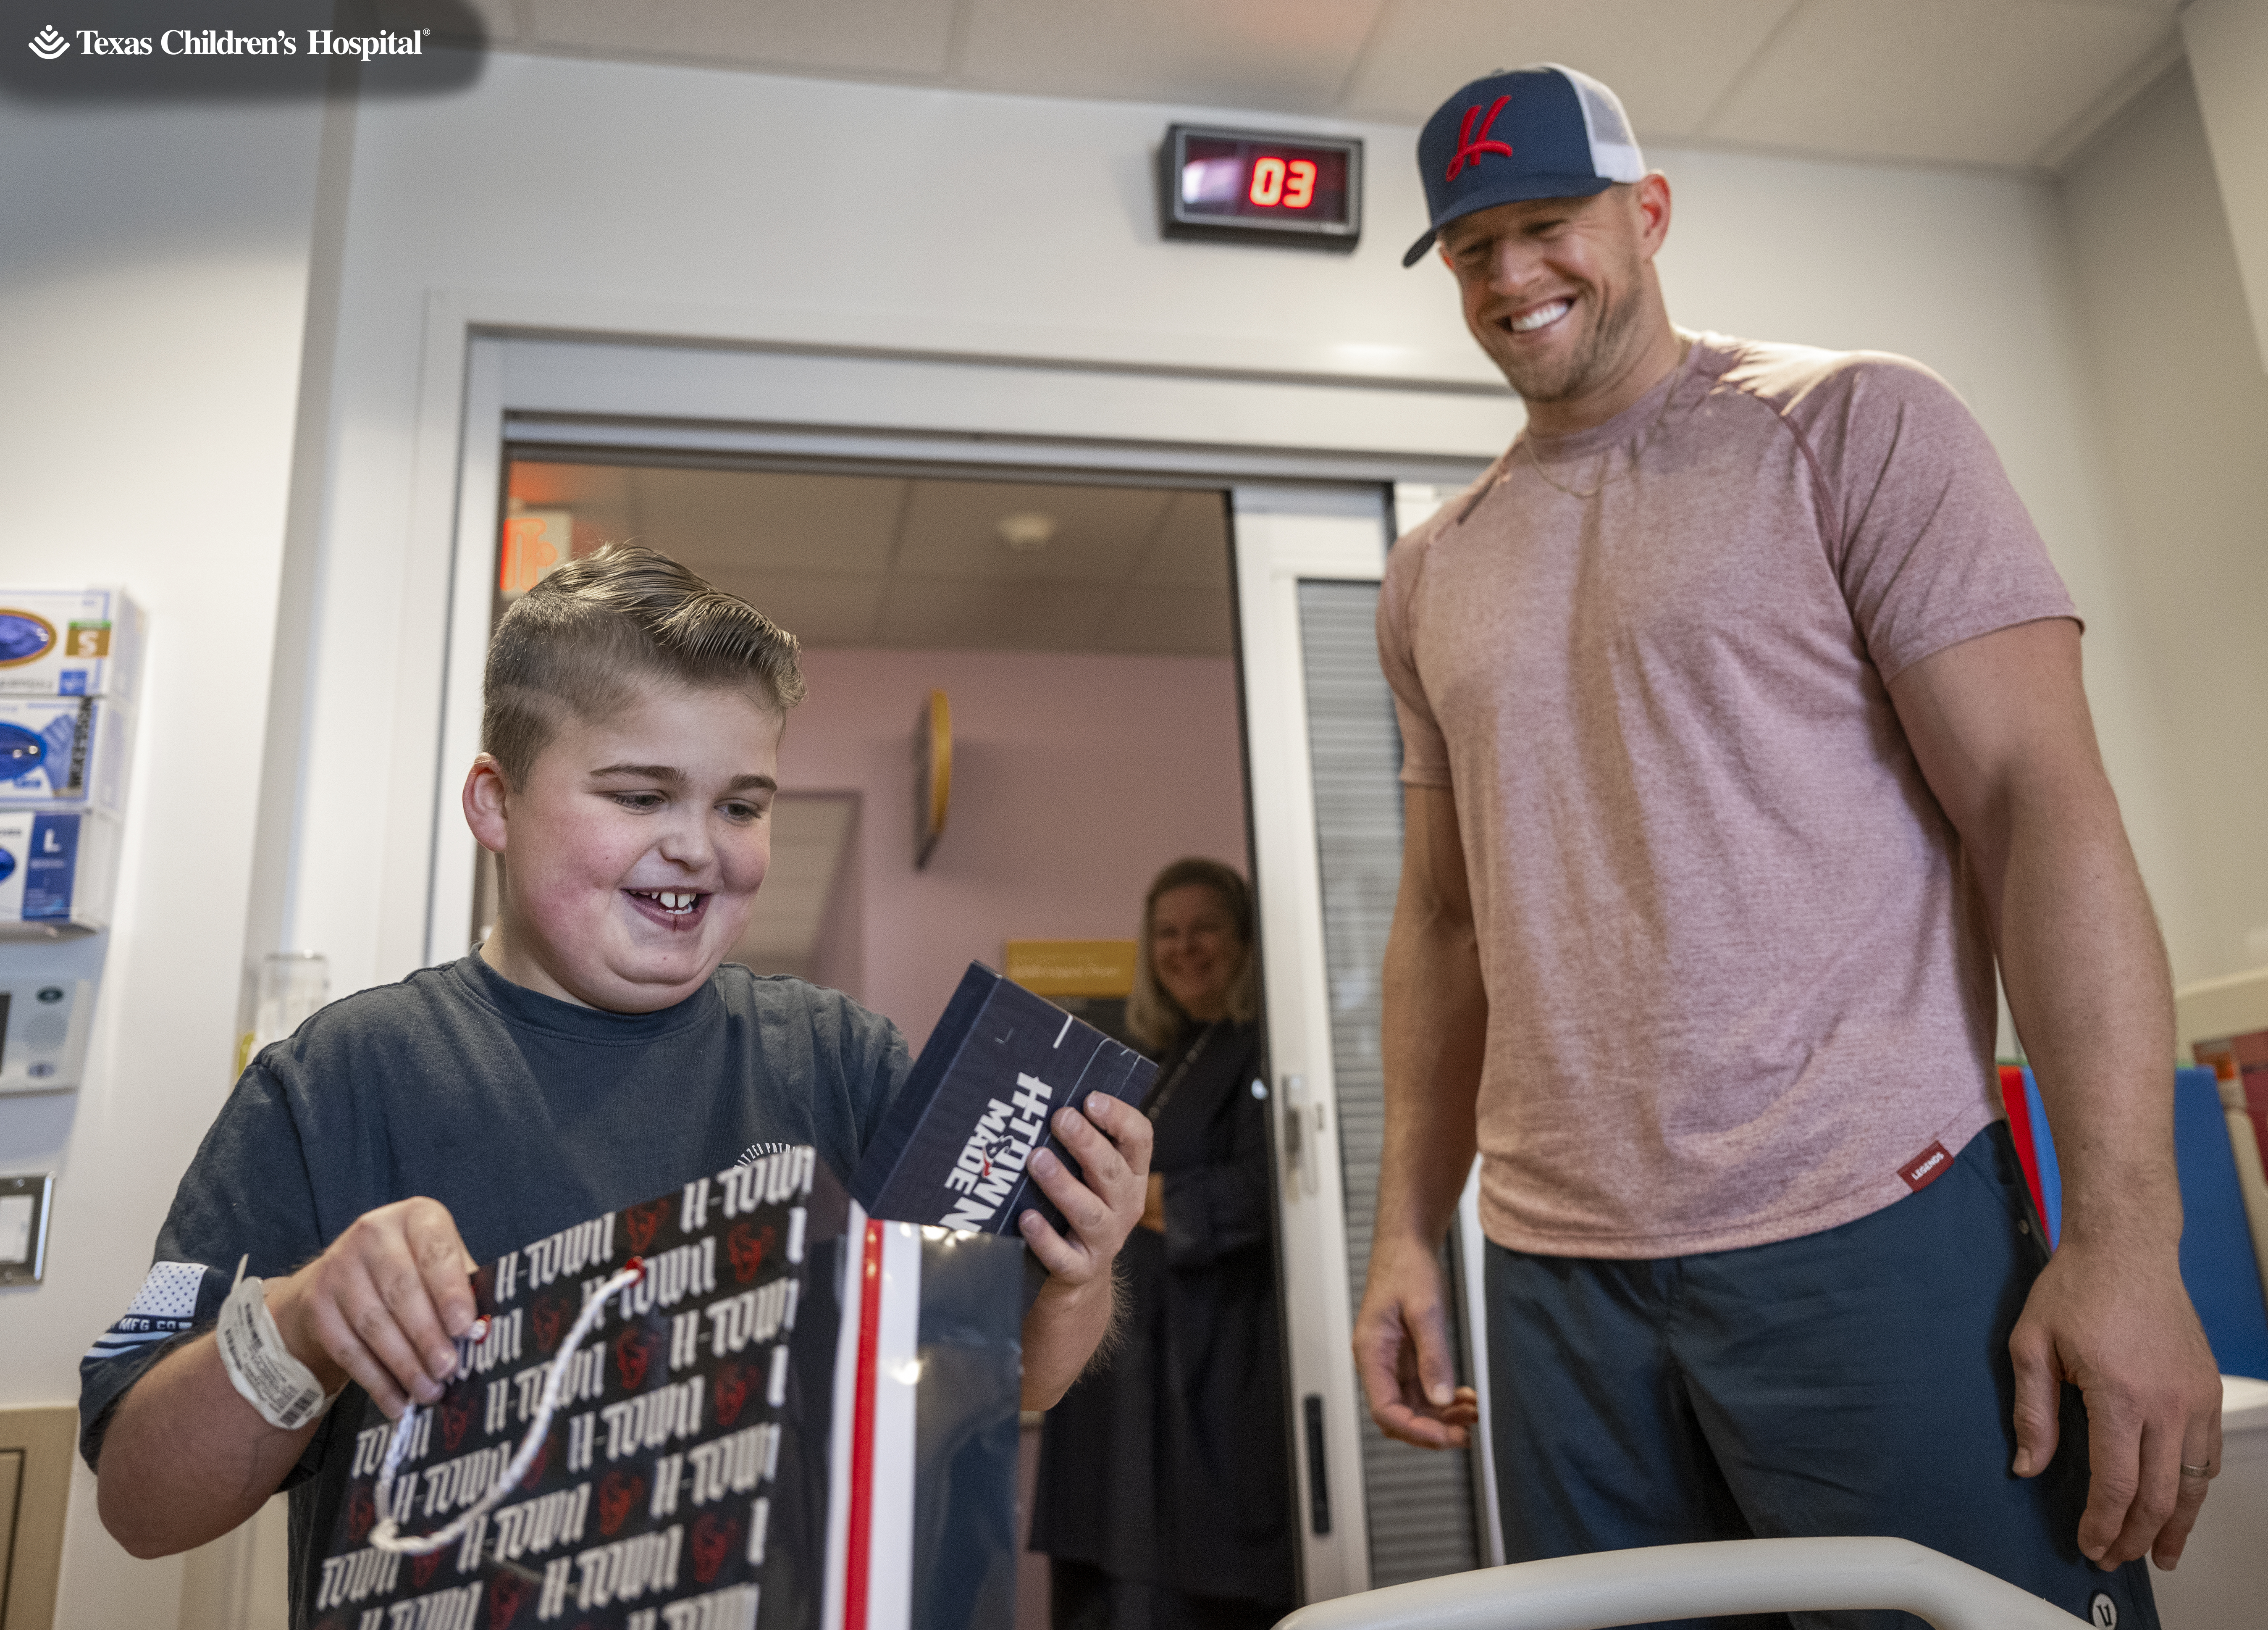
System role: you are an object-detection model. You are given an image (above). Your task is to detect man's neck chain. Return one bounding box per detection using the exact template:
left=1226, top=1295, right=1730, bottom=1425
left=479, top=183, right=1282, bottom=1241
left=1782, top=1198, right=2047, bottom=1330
left=1520, top=342, right=1690, bottom=501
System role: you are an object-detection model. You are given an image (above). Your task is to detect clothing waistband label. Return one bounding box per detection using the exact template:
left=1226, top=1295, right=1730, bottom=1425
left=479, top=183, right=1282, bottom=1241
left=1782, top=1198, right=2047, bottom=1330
left=1898, top=1140, right=1954, bottom=1192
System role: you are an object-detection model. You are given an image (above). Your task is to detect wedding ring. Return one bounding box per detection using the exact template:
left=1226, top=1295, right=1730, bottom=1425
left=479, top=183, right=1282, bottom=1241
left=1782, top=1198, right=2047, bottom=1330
left=2179, top=1461, right=2212, bottom=1478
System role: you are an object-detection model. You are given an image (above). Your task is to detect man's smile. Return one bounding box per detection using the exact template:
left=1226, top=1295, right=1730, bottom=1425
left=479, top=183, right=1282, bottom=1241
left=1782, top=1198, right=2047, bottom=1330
left=1508, top=298, right=1572, bottom=335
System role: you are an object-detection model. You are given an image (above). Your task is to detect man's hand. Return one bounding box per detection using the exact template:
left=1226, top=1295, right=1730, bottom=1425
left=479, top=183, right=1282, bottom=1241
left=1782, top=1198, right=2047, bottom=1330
left=1018, top=1094, right=1153, bottom=1408
left=2009, top=1238, right=2223, bottom=1571
left=1362, top=784, right=1488, bottom=1451
left=268, top=1196, right=483, bottom=1419
left=1354, top=1231, right=1480, bottom=1449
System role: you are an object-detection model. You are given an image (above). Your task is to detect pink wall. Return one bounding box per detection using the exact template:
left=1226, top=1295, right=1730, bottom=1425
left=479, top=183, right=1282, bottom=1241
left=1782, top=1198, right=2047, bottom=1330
left=774, top=647, right=1248, bottom=1051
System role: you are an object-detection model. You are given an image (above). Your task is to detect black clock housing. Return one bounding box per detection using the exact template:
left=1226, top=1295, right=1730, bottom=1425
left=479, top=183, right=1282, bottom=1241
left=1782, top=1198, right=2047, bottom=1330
left=1159, top=124, right=1364, bottom=251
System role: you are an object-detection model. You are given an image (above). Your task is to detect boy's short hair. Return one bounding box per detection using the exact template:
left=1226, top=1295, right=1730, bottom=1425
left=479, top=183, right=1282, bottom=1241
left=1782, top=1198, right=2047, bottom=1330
left=482, top=544, right=806, bottom=787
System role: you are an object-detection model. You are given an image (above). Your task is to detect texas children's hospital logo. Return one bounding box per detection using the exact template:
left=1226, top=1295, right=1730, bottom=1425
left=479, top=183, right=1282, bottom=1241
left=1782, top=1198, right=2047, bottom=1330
left=25, top=20, right=432, bottom=59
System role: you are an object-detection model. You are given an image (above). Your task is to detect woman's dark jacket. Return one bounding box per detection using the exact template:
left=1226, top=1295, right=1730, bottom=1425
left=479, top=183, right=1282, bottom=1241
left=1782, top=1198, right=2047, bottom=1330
left=1029, top=1018, right=1296, bottom=1610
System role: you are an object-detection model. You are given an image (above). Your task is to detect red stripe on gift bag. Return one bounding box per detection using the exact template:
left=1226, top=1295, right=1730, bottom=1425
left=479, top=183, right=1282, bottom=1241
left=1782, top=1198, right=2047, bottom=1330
left=844, top=1217, right=886, bottom=1630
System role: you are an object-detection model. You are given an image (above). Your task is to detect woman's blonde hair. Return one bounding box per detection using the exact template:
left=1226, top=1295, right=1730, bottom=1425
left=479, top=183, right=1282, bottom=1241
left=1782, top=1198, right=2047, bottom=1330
left=1126, top=857, right=1259, bottom=1054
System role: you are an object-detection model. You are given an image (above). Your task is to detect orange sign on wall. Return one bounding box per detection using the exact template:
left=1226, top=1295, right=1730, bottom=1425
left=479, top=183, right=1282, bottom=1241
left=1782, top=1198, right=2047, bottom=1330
left=499, top=510, right=573, bottom=596
left=1004, top=940, right=1138, bottom=998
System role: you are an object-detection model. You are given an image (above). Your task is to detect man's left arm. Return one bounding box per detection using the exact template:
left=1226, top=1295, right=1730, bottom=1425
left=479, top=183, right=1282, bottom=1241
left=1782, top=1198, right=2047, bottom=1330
left=1014, top=1092, right=1152, bottom=1409
left=1889, top=616, right=2223, bottom=1571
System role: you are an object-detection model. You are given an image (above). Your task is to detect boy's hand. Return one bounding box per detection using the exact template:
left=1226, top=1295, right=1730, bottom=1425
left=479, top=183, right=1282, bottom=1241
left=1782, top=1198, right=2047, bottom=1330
left=266, top=1197, right=483, bottom=1420
left=1018, top=1094, right=1151, bottom=1289
left=1139, top=1173, right=1167, bottom=1235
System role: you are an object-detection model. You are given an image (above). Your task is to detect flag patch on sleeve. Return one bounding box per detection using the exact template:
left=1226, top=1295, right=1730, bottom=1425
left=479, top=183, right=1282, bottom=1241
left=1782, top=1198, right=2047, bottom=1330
left=84, top=1260, right=209, bottom=1361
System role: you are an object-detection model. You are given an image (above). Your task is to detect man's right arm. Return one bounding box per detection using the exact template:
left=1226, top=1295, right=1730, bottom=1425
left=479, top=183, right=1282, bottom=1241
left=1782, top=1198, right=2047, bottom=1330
left=1352, top=783, right=1488, bottom=1450
left=98, top=1198, right=482, bottom=1557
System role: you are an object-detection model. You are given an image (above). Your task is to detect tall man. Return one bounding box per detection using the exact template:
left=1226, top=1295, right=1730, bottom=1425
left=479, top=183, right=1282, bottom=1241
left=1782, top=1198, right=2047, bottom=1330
left=1353, top=63, right=2221, bottom=1627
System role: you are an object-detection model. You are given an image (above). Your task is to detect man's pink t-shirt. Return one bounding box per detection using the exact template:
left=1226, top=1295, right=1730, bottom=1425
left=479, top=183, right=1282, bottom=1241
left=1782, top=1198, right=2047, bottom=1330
left=1377, top=333, right=2079, bottom=1258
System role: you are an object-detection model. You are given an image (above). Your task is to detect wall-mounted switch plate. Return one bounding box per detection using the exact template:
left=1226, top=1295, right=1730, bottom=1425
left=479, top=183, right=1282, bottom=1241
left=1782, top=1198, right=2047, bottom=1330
left=0, top=1173, right=54, bottom=1285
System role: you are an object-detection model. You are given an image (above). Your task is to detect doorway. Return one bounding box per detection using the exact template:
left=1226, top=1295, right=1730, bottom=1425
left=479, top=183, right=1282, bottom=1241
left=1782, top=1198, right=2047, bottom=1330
left=478, top=457, right=1247, bottom=1050
left=482, top=452, right=1292, bottom=1626
left=425, top=326, right=1506, bottom=1612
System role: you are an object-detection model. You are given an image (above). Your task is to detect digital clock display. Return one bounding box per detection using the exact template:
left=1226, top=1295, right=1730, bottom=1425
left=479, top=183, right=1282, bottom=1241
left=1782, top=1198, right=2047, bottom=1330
left=1160, top=125, right=1363, bottom=249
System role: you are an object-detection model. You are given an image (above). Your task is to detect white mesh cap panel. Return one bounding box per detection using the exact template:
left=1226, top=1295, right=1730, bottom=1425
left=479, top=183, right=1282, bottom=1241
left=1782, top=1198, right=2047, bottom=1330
left=1540, top=62, right=1646, bottom=183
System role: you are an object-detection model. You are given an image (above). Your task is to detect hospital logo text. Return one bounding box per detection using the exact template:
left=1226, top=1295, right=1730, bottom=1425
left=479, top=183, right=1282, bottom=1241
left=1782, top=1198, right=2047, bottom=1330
left=25, top=26, right=433, bottom=61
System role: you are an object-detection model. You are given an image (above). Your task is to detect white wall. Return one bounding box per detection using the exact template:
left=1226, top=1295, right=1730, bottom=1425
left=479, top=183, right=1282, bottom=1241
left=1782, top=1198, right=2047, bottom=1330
left=1646, top=141, right=2206, bottom=988
left=2184, top=0, right=2268, bottom=373
left=782, top=648, right=1248, bottom=1052
left=0, top=89, right=331, bottom=1626
left=2060, top=63, right=2268, bottom=986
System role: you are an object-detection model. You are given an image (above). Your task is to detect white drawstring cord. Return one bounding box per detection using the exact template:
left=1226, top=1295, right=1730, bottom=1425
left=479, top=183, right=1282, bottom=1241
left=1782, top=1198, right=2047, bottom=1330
left=367, top=1257, right=646, bottom=1556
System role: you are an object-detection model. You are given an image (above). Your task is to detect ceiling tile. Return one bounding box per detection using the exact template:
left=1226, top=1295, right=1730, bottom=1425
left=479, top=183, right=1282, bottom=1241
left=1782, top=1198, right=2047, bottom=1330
left=565, top=511, right=640, bottom=558
left=1092, top=586, right=1236, bottom=657
left=1130, top=490, right=1233, bottom=589
left=2029, top=0, right=2180, bottom=12
left=893, top=478, right=1174, bottom=584
left=467, top=0, right=2184, bottom=175
left=510, top=460, right=634, bottom=510
left=425, top=0, right=522, bottom=46
left=508, top=463, right=638, bottom=557
left=871, top=577, right=1116, bottom=651
left=523, top=0, right=958, bottom=76
left=957, top=0, right=1388, bottom=112
left=1339, top=0, right=1798, bottom=137
left=1700, top=0, right=2171, bottom=168
left=698, top=566, right=890, bottom=648
left=507, top=459, right=1235, bottom=659
left=627, top=468, right=906, bottom=576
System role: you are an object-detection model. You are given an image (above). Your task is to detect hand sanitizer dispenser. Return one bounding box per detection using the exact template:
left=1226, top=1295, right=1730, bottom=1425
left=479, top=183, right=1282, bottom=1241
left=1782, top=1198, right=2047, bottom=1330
left=0, top=932, right=104, bottom=1091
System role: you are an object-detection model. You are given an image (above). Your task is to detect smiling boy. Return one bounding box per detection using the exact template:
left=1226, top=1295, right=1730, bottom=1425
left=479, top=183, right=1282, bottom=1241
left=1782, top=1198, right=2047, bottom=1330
left=79, top=547, right=1150, bottom=1616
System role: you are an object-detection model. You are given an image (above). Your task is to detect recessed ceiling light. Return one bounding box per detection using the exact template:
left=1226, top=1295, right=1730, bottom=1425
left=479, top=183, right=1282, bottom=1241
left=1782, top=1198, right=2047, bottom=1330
left=997, top=512, right=1058, bottom=553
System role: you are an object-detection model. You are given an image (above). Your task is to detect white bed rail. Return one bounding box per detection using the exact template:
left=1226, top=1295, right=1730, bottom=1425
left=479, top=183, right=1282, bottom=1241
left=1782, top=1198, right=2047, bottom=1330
left=1274, top=1537, right=2088, bottom=1630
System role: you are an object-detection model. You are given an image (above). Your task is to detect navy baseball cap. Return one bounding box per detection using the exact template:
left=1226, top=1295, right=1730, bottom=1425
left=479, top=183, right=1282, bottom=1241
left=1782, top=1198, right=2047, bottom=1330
left=1403, top=64, right=1646, bottom=267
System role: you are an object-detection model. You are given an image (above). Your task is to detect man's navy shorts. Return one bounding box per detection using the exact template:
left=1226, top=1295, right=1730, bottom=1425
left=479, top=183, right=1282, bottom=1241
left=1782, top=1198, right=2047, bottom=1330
left=1484, top=1123, right=2159, bottom=1629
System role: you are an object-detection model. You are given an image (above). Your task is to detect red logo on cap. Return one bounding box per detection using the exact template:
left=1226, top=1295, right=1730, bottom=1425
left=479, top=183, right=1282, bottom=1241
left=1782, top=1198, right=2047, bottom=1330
left=1446, top=95, right=1514, bottom=181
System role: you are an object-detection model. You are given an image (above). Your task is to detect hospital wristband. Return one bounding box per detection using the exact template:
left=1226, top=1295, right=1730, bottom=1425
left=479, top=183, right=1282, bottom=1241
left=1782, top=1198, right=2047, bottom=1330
left=215, top=1272, right=338, bottom=1432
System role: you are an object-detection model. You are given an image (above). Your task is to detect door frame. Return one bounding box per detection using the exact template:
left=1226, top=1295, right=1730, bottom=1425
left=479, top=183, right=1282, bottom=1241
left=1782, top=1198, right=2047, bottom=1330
left=414, top=321, right=1502, bottom=1601
left=421, top=326, right=1506, bottom=971
left=1229, top=484, right=1392, bottom=1598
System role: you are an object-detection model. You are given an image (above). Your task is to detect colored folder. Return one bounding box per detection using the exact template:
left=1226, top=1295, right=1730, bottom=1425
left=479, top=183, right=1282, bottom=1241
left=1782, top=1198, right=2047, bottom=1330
left=2003, top=1064, right=2268, bottom=1380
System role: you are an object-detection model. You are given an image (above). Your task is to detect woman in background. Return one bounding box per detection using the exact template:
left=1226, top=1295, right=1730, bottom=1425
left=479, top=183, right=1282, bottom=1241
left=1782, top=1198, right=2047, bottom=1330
left=1031, top=857, right=1297, bottom=1630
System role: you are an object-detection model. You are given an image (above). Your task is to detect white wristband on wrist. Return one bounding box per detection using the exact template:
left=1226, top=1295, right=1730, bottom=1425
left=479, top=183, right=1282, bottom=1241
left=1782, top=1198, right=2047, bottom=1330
left=215, top=1262, right=338, bottom=1432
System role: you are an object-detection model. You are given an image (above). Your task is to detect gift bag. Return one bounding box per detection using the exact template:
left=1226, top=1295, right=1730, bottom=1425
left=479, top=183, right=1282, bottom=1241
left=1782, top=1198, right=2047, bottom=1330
left=313, top=1149, right=1021, bottom=1630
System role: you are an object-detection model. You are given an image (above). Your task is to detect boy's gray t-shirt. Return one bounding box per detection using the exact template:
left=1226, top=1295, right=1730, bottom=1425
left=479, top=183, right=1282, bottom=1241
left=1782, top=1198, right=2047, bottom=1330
left=77, top=953, right=908, bottom=1614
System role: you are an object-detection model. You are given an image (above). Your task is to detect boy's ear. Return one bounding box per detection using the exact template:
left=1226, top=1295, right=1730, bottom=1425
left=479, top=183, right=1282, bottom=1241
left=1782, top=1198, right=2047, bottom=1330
left=463, top=754, right=512, bottom=855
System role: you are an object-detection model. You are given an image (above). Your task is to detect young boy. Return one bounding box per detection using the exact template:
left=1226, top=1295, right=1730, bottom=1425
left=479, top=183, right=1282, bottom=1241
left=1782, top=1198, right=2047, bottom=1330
left=79, top=546, right=1150, bottom=1611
